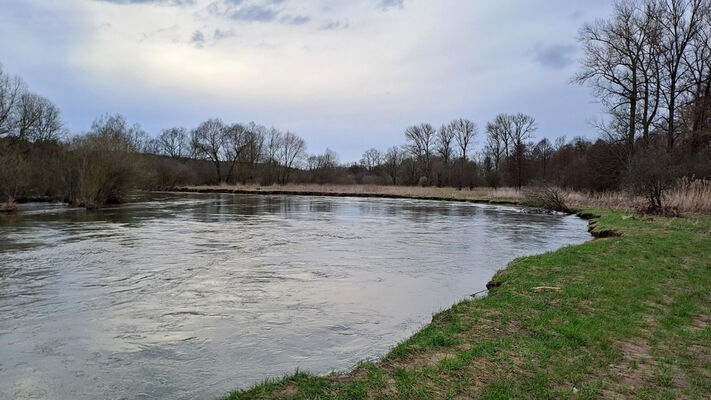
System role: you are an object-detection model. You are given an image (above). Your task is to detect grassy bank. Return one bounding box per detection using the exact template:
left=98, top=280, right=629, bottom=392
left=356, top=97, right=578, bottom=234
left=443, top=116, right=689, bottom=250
left=220, top=210, right=711, bottom=399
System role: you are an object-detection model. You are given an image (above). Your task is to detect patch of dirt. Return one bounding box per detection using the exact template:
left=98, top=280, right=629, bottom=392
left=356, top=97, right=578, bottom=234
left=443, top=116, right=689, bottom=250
left=691, top=314, right=710, bottom=331
left=606, top=340, right=654, bottom=394
left=272, top=384, right=298, bottom=398
left=688, top=344, right=711, bottom=364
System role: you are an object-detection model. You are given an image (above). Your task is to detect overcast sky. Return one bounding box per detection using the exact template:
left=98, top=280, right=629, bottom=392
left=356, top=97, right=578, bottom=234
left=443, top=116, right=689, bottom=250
left=0, top=0, right=613, bottom=162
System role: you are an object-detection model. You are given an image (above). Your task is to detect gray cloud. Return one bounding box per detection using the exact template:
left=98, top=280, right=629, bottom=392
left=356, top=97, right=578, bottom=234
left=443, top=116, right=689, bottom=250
left=320, top=19, right=349, bottom=30
left=94, top=0, right=195, bottom=5
left=213, top=28, right=237, bottom=40
left=380, top=0, right=404, bottom=11
left=208, top=0, right=285, bottom=22
left=191, top=30, right=205, bottom=47
left=531, top=44, right=577, bottom=70
left=280, top=14, right=310, bottom=25
left=230, top=5, right=278, bottom=21
left=207, top=1, right=311, bottom=25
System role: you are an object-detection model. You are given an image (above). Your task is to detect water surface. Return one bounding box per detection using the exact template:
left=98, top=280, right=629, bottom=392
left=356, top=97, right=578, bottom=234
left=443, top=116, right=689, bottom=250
left=0, top=193, right=590, bottom=399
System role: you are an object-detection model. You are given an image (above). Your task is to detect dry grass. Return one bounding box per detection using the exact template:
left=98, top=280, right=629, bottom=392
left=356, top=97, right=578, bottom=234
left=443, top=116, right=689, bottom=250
left=666, top=178, right=711, bottom=214
left=188, top=183, right=524, bottom=200
left=181, top=179, right=711, bottom=214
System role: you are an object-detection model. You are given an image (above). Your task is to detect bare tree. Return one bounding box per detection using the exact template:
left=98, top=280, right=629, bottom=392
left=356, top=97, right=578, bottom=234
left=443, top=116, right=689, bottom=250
left=222, top=122, right=247, bottom=183
left=89, top=113, right=147, bottom=153
left=383, top=146, right=402, bottom=184
left=486, top=114, right=514, bottom=167
left=404, top=123, right=436, bottom=178
left=261, top=127, right=283, bottom=185
left=436, top=124, right=455, bottom=165
left=451, top=118, right=477, bottom=161
left=0, top=65, right=25, bottom=138
left=575, top=1, right=655, bottom=158
left=360, top=148, right=381, bottom=173
left=30, top=97, right=63, bottom=143
left=655, top=0, right=706, bottom=151
left=681, top=5, right=711, bottom=150
left=534, top=138, right=554, bottom=179
left=510, top=113, right=537, bottom=188
left=13, top=93, right=63, bottom=143
left=156, top=127, right=188, bottom=159
left=278, top=131, right=306, bottom=184
left=15, top=92, right=43, bottom=140
left=191, top=118, right=226, bottom=182
left=239, top=122, right=266, bottom=183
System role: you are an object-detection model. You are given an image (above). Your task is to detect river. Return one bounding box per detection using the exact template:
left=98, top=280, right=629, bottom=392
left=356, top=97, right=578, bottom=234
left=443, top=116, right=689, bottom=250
left=0, top=193, right=590, bottom=399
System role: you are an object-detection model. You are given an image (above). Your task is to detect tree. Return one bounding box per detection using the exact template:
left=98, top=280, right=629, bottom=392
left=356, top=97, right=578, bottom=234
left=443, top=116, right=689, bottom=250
left=239, top=122, right=266, bottom=183
left=404, top=123, right=436, bottom=179
left=360, top=148, right=382, bottom=173
left=0, top=65, right=25, bottom=138
left=191, top=118, right=226, bottom=182
left=510, top=113, right=537, bottom=188
left=278, top=131, right=306, bottom=184
left=383, top=146, right=402, bottom=184
left=222, top=122, right=247, bottom=183
left=575, top=1, right=655, bottom=158
left=534, top=138, right=554, bottom=179
left=655, top=0, right=706, bottom=152
left=261, top=127, right=283, bottom=185
left=486, top=114, right=513, bottom=170
left=451, top=118, right=477, bottom=161
left=64, top=114, right=145, bottom=208
left=156, top=127, right=188, bottom=159
left=436, top=123, right=455, bottom=165
left=90, top=113, right=147, bottom=153
left=681, top=4, right=711, bottom=150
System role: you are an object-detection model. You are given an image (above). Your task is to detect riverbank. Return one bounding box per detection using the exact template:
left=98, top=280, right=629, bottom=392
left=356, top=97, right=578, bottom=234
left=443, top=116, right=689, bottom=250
left=168, top=181, right=711, bottom=214
left=219, top=209, right=711, bottom=399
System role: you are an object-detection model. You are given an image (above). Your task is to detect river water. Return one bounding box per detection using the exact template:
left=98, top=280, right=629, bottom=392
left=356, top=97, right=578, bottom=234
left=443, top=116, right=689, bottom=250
left=0, top=193, right=590, bottom=399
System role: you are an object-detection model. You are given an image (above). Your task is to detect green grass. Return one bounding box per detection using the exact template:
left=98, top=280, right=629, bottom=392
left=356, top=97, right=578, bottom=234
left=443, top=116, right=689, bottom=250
left=219, top=210, right=711, bottom=399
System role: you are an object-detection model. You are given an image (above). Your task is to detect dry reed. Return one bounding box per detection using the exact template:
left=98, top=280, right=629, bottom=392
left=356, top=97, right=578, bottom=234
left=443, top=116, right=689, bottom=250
left=182, top=180, right=711, bottom=214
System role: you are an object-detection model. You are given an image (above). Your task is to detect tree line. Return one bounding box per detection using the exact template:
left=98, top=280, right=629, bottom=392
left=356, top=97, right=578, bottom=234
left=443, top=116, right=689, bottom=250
left=1, top=0, right=710, bottom=210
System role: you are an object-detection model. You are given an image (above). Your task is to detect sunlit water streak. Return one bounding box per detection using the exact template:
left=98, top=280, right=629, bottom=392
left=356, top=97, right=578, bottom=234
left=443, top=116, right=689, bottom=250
left=0, top=193, right=590, bottom=399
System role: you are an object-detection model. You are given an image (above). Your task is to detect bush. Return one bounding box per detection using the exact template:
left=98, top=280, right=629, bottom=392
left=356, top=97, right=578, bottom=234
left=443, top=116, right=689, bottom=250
left=525, top=182, right=572, bottom=213
left=64, top=133, right=143, bottom=208
left=625, top=148, right=680, bottom=212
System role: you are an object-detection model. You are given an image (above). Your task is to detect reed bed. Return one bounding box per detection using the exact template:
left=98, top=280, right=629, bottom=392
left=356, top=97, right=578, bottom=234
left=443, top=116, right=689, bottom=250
left=183, top=179, right=711, bottom=214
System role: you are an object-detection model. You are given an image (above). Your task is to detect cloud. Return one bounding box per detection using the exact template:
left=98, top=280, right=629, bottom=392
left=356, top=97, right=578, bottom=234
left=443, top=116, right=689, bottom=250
left=230, top=5, right=278, bottom=21
left=213, top=29, right=237, bottom=40
left=531, top=44, right=577, bottom=70
left=380, top=0, right=404, bottom=11
left=280, top=14, right=310, bottom=25
left=207, top=0, right=286, bottom=22
left=191, top=30, right=205, bottom=47
left=320, top=19, right=349, bottom=30
left=94, top=0, right=195, bottom=5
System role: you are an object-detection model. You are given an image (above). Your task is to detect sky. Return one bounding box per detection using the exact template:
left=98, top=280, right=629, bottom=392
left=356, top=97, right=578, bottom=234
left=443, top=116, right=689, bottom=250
left=0, top=0, right=613, bottom=162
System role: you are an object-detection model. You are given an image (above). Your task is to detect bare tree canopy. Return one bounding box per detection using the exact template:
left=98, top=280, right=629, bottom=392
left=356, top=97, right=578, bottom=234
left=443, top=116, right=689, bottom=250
left=404, top=123, right=436, bottom=178
left=360, top=148, right=381, bottom=172
left=191, top=118, right=226, bottom=182
left=436, top=124, right=455, bottom=165
left=278, top=131, right=306, bottom=184
left=156, top=127, right=188, bottom=159
left=450, top=118, right=477, bottom=161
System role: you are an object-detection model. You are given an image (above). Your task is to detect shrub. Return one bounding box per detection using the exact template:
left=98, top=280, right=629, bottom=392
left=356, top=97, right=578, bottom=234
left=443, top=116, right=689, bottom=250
left=625, top=148, right=680, bottom=213
left=525, top=182, right=572, bottom=213
left=64, top=133, right=143, bottom=208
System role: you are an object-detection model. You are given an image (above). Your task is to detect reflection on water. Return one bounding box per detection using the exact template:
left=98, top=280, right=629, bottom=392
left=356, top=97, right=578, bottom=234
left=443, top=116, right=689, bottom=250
left=0, top=193, right=591, bottom=400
